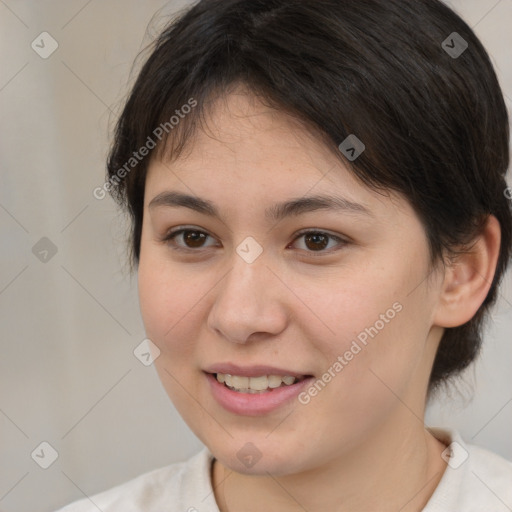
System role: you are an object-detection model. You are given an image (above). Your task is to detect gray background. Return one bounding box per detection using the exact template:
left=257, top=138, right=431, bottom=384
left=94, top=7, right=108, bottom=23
left=0, top=1, right=511, bottom=511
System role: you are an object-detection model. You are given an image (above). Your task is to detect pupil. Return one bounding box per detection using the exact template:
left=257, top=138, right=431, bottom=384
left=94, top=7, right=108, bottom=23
left=305, top=233, right=328, bottom=251
left=185, top=231, right=205, bottom=247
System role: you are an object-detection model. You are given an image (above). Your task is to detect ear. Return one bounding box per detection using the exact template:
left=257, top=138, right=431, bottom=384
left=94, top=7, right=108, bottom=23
left=433, top=215, right=501, bottom=328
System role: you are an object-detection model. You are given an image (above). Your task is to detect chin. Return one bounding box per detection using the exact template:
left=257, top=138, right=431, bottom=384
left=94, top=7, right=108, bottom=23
left=209, top=437, right=310, bottom=476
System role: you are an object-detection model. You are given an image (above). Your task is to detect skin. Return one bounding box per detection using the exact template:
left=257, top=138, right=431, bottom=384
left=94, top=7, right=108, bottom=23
left=137, top=86, right=501, bottom=511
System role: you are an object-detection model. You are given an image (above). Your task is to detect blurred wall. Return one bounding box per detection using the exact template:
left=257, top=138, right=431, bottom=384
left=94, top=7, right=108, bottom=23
left=0, top=1, right=510, bottom=511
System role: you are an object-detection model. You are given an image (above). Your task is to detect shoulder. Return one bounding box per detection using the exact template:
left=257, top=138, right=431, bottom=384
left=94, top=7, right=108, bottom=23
left=424, top=427, right=512, bottom=512
left=465, top=442, right=512, bottom=501
left=53, top=447, right=220, bottom=512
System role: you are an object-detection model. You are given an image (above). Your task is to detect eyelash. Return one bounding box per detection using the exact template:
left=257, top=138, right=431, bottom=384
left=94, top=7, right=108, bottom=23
left=160, top=227, right=348, bottom=257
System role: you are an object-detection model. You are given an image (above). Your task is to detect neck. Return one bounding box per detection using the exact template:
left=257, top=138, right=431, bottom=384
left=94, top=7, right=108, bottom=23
left=212, top=409, right=447, bottom=512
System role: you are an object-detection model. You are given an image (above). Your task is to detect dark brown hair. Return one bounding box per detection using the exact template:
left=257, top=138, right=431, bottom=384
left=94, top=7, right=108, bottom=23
left=106, top=0, right=511, bottom=394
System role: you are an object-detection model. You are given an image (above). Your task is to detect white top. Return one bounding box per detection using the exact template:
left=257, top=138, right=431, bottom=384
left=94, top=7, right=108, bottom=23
left=55, top=428, right=512, bottom=511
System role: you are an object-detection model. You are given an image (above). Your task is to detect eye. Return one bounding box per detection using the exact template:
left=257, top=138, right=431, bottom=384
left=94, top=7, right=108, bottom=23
left=161, top=227, right=348, bottom=255
left=161, top=227, right=217, bottom=252
left=289, top=229, right=348, bottom=255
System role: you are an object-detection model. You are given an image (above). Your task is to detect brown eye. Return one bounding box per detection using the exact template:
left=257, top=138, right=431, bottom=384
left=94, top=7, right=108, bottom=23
left=162, top=227, right=347, bottom=256
left=290, top=230, right=347, bottom=255
left=163, top=228, right=215, bottom=251
left=181, top=230, right=208, bottom=248
left=304, top=232, right=329, bottom=251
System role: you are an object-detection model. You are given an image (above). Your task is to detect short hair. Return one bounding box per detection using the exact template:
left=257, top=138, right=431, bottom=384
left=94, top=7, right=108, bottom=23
left=106, top=0, right=511, bottom=394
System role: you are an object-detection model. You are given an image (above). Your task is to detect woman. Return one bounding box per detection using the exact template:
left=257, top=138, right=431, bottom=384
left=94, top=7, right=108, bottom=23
left=57, top=0, right=512, bottom=510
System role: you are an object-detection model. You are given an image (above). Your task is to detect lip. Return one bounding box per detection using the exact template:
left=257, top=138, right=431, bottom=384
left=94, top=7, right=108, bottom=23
left=204, top=371, right=315, bottom=416
left=203, top=363, right=311, bottom=379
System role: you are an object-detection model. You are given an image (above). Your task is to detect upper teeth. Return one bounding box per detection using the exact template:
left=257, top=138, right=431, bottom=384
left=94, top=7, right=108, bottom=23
left=216, top=373, right=300, bottom=391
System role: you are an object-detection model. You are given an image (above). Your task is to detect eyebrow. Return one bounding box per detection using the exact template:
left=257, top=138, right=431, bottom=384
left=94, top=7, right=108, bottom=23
left=148, top=191, right=373, bottom=222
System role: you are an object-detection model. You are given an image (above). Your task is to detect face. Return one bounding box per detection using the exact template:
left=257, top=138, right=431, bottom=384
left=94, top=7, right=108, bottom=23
left=138, top=88, right=445, bottom=476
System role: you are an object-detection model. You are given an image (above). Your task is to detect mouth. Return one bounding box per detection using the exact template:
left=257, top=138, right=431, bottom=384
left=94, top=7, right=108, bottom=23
left=202, top=363, right=315, bottom=415
left=209, top=372, right=311, bottom=394
left=204, top=368, right=315, bottom=417
left=204, top=370, right=315, bottom=415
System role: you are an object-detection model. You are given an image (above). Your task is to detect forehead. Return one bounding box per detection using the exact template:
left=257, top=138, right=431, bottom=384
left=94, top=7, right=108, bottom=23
left=187, top=94, right=332, bottom=167
left=144, top=88, right=410, bottom=222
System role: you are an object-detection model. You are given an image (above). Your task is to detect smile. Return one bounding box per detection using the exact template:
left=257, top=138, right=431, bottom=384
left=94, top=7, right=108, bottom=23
left=204, top=371, right=315, bottom=416
left=215, top=373, right=307, bottom=393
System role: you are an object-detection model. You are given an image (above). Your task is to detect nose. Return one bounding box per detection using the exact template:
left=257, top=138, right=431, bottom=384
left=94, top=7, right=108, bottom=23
left=207, top=251, right=288, bottom=344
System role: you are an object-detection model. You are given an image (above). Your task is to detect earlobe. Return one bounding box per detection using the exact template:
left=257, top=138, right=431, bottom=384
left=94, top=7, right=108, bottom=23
left=433, top=215, right=501, bottom=328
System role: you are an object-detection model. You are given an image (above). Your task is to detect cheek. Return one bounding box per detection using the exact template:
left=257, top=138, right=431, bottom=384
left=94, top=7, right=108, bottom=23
left=138, top=258, right=169, bottom=342
left=137, top=250, right=193, bottom=353
left=298, top=263, right=404, bottom=349
left=303, top=260, right=428, bottom=398
left=297, top=295, right=425, bottom=454
left=137, top=248, right=219, bottom=368
left=137, top=254, right=205, bottom=412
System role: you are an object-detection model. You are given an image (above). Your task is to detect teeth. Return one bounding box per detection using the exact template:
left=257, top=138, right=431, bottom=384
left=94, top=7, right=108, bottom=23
left=229, top=375, right=249, bottom=389
left=215, top=373, right=302, bottom=392
left=248, top=375, right=269, bottom=390
left=268, top=375, right=283, bottom=388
